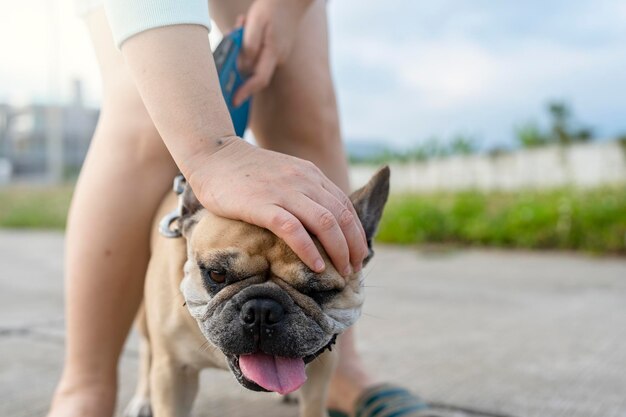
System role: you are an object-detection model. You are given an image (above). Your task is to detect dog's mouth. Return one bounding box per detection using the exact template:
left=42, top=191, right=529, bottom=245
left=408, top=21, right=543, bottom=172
left=226, top=334, right=338, bottom=394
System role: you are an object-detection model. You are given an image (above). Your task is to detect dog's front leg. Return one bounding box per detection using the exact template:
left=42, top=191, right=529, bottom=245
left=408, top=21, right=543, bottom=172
left=150, top=353, right=199, bottom=417
left=298, top=349, right=339, bottom=417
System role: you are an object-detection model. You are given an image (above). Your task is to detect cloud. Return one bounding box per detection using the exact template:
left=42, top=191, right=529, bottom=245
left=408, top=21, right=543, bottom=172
left=328, top=0, right=626, bottom=146
left=0, top=0, right=624, bottom=147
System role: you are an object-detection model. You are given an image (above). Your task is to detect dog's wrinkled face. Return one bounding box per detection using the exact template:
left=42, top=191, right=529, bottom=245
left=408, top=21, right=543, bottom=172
left=178, top=167, right=389, bottom=394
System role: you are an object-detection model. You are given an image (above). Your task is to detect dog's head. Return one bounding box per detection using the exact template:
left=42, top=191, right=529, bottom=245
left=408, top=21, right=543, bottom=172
left=177, top=167, right=389, bottom=394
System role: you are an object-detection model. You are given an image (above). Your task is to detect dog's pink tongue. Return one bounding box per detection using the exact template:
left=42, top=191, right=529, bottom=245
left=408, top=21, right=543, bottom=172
left=239, top=353, right=306, bottom=395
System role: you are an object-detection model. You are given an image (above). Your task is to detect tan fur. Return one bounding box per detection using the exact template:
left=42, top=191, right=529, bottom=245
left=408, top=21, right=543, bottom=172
left=126, top=194, right=349, bottom=417
left=126, top=167, right=389, bottom=417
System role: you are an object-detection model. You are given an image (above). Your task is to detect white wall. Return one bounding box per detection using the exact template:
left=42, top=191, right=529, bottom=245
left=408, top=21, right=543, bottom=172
left=350, top=141, right=626, bottom=192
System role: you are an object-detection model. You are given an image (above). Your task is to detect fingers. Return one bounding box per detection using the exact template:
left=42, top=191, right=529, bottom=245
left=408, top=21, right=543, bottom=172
left=317, top=183, right=369, bottom=273
left=322, top=179, right=367, bottom=242
left=240, top=13, right=264, bottom=72
left=249, top=189, right=364, bottom=277
left=233, top=14, right=245, bottom=30
left=251, top=204, right=325, bottom=273
left=199, top=144, right=367, bottom=277
left=288, top=193, right=353, bottom=277
left=233, top=47, right=278, bottom=106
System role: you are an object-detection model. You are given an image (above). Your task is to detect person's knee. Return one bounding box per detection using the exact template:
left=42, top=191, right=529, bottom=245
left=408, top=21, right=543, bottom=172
left=99, top=117, right=169, bottom=168
left=254, top=82, right=342, bottom=150
left=95, top=91, right=174, bottom=171
left=289, top=99, right=342, bottom=150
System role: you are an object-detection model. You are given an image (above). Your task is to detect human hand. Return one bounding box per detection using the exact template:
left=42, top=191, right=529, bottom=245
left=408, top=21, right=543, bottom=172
left=232, top=0, right=312, bottom=107
left=187, top=137, right=368, bottom=276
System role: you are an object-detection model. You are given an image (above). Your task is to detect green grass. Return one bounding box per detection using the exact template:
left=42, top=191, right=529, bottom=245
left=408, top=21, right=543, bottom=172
left=1, top=184, right=625, bottom=254
left=377, top=187, right=626, bottom=254
left=0, top=185, right=73, bottom=229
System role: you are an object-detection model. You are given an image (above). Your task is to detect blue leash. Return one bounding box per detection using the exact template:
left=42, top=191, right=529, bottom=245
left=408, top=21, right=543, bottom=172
left=214, top=27, right=250, bottom=137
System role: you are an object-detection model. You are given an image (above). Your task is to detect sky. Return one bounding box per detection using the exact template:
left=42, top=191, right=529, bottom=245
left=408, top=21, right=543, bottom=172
left=1, top=0, right=625, bottom=148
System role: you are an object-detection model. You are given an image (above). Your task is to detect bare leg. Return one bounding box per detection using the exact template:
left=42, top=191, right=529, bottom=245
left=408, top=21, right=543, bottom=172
left=299, top=349, right=339, bottom=417
left=149, top=353, right=199, bottom=417
left=211, top=0, right=377, bottom=412
left=47, top=9, right=178, bottom=417
left=50, top=2, right=376, bottom=416
left=123, top=305, right=152, bottom=417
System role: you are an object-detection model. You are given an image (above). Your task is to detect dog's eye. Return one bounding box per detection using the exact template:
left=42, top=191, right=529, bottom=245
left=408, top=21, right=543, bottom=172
left=208, top=270, right=226, bottom=284
left=309, top=289, right=341, bottom=305
left=199, top=265, right=228, bottom=287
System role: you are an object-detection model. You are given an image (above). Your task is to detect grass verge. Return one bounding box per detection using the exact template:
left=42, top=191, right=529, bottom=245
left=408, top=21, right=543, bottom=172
left=1, top=184, right=624, bottom=254
left=0, top=185, right=73, bottom=229
left=377, top=186, right=626, bottom=254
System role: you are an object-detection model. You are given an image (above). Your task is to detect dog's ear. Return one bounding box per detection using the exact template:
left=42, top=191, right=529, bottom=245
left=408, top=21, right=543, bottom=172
left=349, top=166, right=390, bottom=264
left=179, top=184, right=203, bottom=236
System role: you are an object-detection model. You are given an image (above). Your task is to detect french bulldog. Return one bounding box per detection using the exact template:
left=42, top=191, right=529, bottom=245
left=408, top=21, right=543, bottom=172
left=124, top=166, right=390, bottom=417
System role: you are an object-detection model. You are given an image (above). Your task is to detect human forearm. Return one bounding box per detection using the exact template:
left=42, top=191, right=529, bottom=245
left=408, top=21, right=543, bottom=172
left=121, top=24, right=236, bottom=176
left=116, top=7, right=368, bottom=277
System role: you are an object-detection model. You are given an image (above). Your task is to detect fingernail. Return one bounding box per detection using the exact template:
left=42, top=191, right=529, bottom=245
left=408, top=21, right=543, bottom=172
left=353, top=263, right=362, bottom=273
left=343, top=265, right=353, bottom=276
left=314, top=259, right=325, bottom=272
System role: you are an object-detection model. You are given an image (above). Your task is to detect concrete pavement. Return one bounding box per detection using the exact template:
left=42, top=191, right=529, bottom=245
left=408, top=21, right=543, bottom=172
left=1, top=230, right=625, bottom=417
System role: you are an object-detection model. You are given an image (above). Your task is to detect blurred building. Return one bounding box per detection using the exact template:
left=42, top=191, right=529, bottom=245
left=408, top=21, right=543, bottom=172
left=0, top=80, right=98, bottom=183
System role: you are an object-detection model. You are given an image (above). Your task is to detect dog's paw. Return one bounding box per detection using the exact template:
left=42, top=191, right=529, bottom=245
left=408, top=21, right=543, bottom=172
left=124, top=397, right=153, bottom=417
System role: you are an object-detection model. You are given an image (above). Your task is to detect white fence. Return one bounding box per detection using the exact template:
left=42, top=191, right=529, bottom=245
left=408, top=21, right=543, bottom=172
left=350, top=141, right=626, bottom=193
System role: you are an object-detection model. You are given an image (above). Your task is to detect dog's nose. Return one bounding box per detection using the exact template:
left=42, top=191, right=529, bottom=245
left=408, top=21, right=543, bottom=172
left=240, top=298, right=285, bottom=328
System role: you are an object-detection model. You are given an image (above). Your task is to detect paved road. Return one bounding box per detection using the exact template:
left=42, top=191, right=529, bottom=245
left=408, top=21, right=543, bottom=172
left=1, top=230, right=625, bottom=417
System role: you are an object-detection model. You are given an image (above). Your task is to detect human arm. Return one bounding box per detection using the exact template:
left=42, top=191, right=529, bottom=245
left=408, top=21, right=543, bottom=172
left=118, top=24, right=368, bottom=275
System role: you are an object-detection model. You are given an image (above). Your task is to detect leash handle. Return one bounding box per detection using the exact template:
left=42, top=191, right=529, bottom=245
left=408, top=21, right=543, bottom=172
left=214, top=27, right=250, bottom=137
